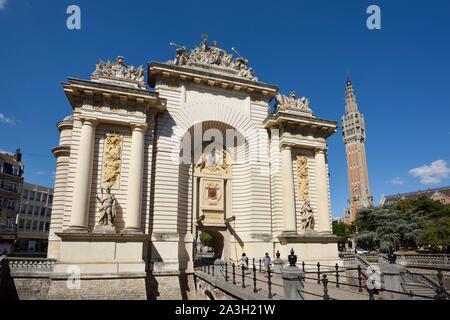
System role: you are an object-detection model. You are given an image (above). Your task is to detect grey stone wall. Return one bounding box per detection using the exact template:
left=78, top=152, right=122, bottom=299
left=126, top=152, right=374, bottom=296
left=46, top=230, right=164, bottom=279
left=47, top=278, right=147, bottom=300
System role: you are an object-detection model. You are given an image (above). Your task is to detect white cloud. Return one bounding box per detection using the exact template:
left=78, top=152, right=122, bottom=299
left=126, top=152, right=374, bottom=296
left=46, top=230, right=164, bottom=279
left=409, top=160, right=450, bottom=185
left=0, top=148, right=13, bottom=155
left=0, top=113, right=15, bottom=124
left=0, top=0, right=6, bottom=10
left=389, top=177, right=404, bottom=185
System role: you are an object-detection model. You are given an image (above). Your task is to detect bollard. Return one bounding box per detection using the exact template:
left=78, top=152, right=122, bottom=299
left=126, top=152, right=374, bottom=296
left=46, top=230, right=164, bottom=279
left=317, top=262, right=321, bottom=284
left=232, top=263, right=236, bottom=285
left=335, top=263, right=340, bottom=288
left=225, top=262, right=228, bottom=282
left=253, top=264, right=257, bottom=293
left=242, top=265, right=246, bottom=288
left=322, top=274, right=330, bottom=300
left=282, top=249, right=305, bottom=300
left=268, top=268, right=273, bottom=299
left=357, top=265, right=362, bottom=292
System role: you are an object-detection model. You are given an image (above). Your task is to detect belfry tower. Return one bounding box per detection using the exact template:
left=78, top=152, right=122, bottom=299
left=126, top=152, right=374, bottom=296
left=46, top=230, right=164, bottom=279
left=342, top=79, right=372, bottom=224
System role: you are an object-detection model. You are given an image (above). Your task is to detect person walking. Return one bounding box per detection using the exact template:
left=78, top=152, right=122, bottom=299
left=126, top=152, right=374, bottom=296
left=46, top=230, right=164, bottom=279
left=241, top=253, right=249, bottom=271
left=263, top=252, right=271, bottom=271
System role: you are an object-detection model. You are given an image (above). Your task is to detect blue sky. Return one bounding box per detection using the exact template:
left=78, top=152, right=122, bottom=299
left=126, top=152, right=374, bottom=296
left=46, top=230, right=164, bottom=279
left=0, top=0, right=449, bottom=218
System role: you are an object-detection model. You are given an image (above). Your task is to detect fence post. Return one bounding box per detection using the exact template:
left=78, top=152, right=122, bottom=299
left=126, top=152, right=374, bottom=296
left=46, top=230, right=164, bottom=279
left=434, top=270, right=447, bottom=300
left=225, top=262, right=228, bottom=282
left=253, top=263, right=257, bottom=293
left=281, top=249, right=305, bottom=300
left=259, top=258, right=262, bottom=272
left=302, top=261, right=305, bottom=273
left=322, top=274, right=330, bottom=300
left=335, top=263, right=340, bottom=288
left=232, top=263, right=236, bottom=285
left=267, top=268, right=273, bottom=299
left=368, top=287, right=375, bottom=300
left=208, top=263, right=210, bottom=275
left=317, top=262, right=321, bottom=284
left=212, top=263, right=215, bottom=277
left=242, top=265, right=246, bottom=288
left=357, top=265, right=362, bottom=292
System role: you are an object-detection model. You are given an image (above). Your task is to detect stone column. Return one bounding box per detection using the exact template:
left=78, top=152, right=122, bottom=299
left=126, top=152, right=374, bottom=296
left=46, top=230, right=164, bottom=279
left=124, top=123, right=147, bottom=233
left=69, top=118, right=97, bottom=232
left=315, top=148, right=331, bottom=233
left=281, top=145, right=297, bottom=234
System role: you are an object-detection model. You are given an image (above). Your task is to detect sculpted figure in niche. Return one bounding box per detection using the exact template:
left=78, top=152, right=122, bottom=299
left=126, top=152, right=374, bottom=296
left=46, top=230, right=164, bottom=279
left=299, top=200, right=314, bottom=231
left=297, top=155, right=309, bottom=201
left=96, top=187, right=116, bottom=226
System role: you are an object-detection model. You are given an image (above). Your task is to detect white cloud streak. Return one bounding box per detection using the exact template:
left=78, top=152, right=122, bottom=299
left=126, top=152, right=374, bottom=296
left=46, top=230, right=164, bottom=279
left=0, top=113, right=15, bottom=124
left=0, top=0, right=7, bottom=10
left=389, top=177, right=404, bottom=185
left=409, top=160, right=450, bottom=185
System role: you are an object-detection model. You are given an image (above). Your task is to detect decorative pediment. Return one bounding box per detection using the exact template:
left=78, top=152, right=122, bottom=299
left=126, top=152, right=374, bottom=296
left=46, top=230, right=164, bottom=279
left=275, top=91, right=312, bottom=114
left=91, top=56, right=145, bottom=89
left=168, top=34, right=258, bottom=81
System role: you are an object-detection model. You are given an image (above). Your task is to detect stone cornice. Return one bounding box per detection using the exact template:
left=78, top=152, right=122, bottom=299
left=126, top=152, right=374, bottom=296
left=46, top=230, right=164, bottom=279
left=278, top=233, right=338, bottom=244
left=62, top=78, right=166, bottom=113
left=51, top=145, right=71, bottom=158
left=264, top=111, right=337, bottom=138
left=56, top=231, right=150, bottom=242
left=148, top=62, right=278, bottom=100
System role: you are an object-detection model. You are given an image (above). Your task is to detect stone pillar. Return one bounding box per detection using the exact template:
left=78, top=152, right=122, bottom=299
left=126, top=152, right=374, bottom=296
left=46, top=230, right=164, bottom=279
left=281, top=264, right=305, bottom=300
left=380, top=263, right=407, bottom=300
left=69, top=118, right=97, bottom=232
left=124, top=123, right=147, bottom=233
left=315, top=148, right=331, bottom=233
left=281, top=145, right=297, bottom=234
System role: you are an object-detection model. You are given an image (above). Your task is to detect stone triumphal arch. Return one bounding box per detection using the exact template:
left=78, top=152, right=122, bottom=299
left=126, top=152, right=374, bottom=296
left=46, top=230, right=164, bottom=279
left=47, top=36, right=339, bottom=299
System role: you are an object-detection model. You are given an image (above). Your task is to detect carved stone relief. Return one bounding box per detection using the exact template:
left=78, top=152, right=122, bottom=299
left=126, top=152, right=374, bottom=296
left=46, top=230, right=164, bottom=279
left=101, top=133, right=123, bottom=189
left=296, top=155, right=309, bottom=201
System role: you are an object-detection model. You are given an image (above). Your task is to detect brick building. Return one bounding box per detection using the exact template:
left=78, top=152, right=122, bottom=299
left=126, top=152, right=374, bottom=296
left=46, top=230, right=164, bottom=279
left=0, top=149, right=24, bottom=253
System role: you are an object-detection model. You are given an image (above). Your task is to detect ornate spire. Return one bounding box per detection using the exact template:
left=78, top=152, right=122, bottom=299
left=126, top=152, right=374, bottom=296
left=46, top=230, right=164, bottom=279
left=168, top=35, right=258, bottom=81
left=91, top=56, right=145, bottom=89
left=345, top=79, right=359, bottom=114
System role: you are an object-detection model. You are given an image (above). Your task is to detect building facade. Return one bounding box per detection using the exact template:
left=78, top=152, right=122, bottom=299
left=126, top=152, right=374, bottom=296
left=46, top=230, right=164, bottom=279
left=342, top=80, right=372, bottom=225
left=380, top=186, right=450, bottom=206
left=0, top=150, right=24, bottom=254
left=15, top=182, right=53, bottom=254
left=47, top=37, right=339, bottom=299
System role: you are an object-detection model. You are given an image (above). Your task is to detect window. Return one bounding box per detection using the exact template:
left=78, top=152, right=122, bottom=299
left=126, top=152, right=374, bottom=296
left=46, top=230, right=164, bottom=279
left=42, top=193, right=47, bottom=203
left=26, top=220, right=31, bottom=230
left=21, top=204, right=26, bottom=214
left=39, top=221, right=45, bottom=231
left=48, top=194, right=53, bottom=204
left=19, top=219, right=25, bottom=229
left=35, top=192, right=42, bottom=202
left=46, top=208, right=52, bottom=217
left=45, top=222, right=50, bottom=231
left=11, top=182, right=18, bottom=192
left=40, top=207, right=46, bottom=216
left=12, top=166, right=20, bottom=176
left=7, top=198, right=15, bottom=209
left=32, top=220, right=38, bottom=231
left=5, top=217, right=13, bottom=229
left=23, top=189, right=29, bottom=199
left=29, top=191, right=35, bottom=201
left=27, top=205, right=33, bottom=215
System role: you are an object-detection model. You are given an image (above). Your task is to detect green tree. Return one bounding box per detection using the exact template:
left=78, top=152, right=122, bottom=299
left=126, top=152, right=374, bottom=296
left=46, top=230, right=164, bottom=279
left=199, top=231, right=214, bottom=247
left=354, top=196, right=450, bottom=251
